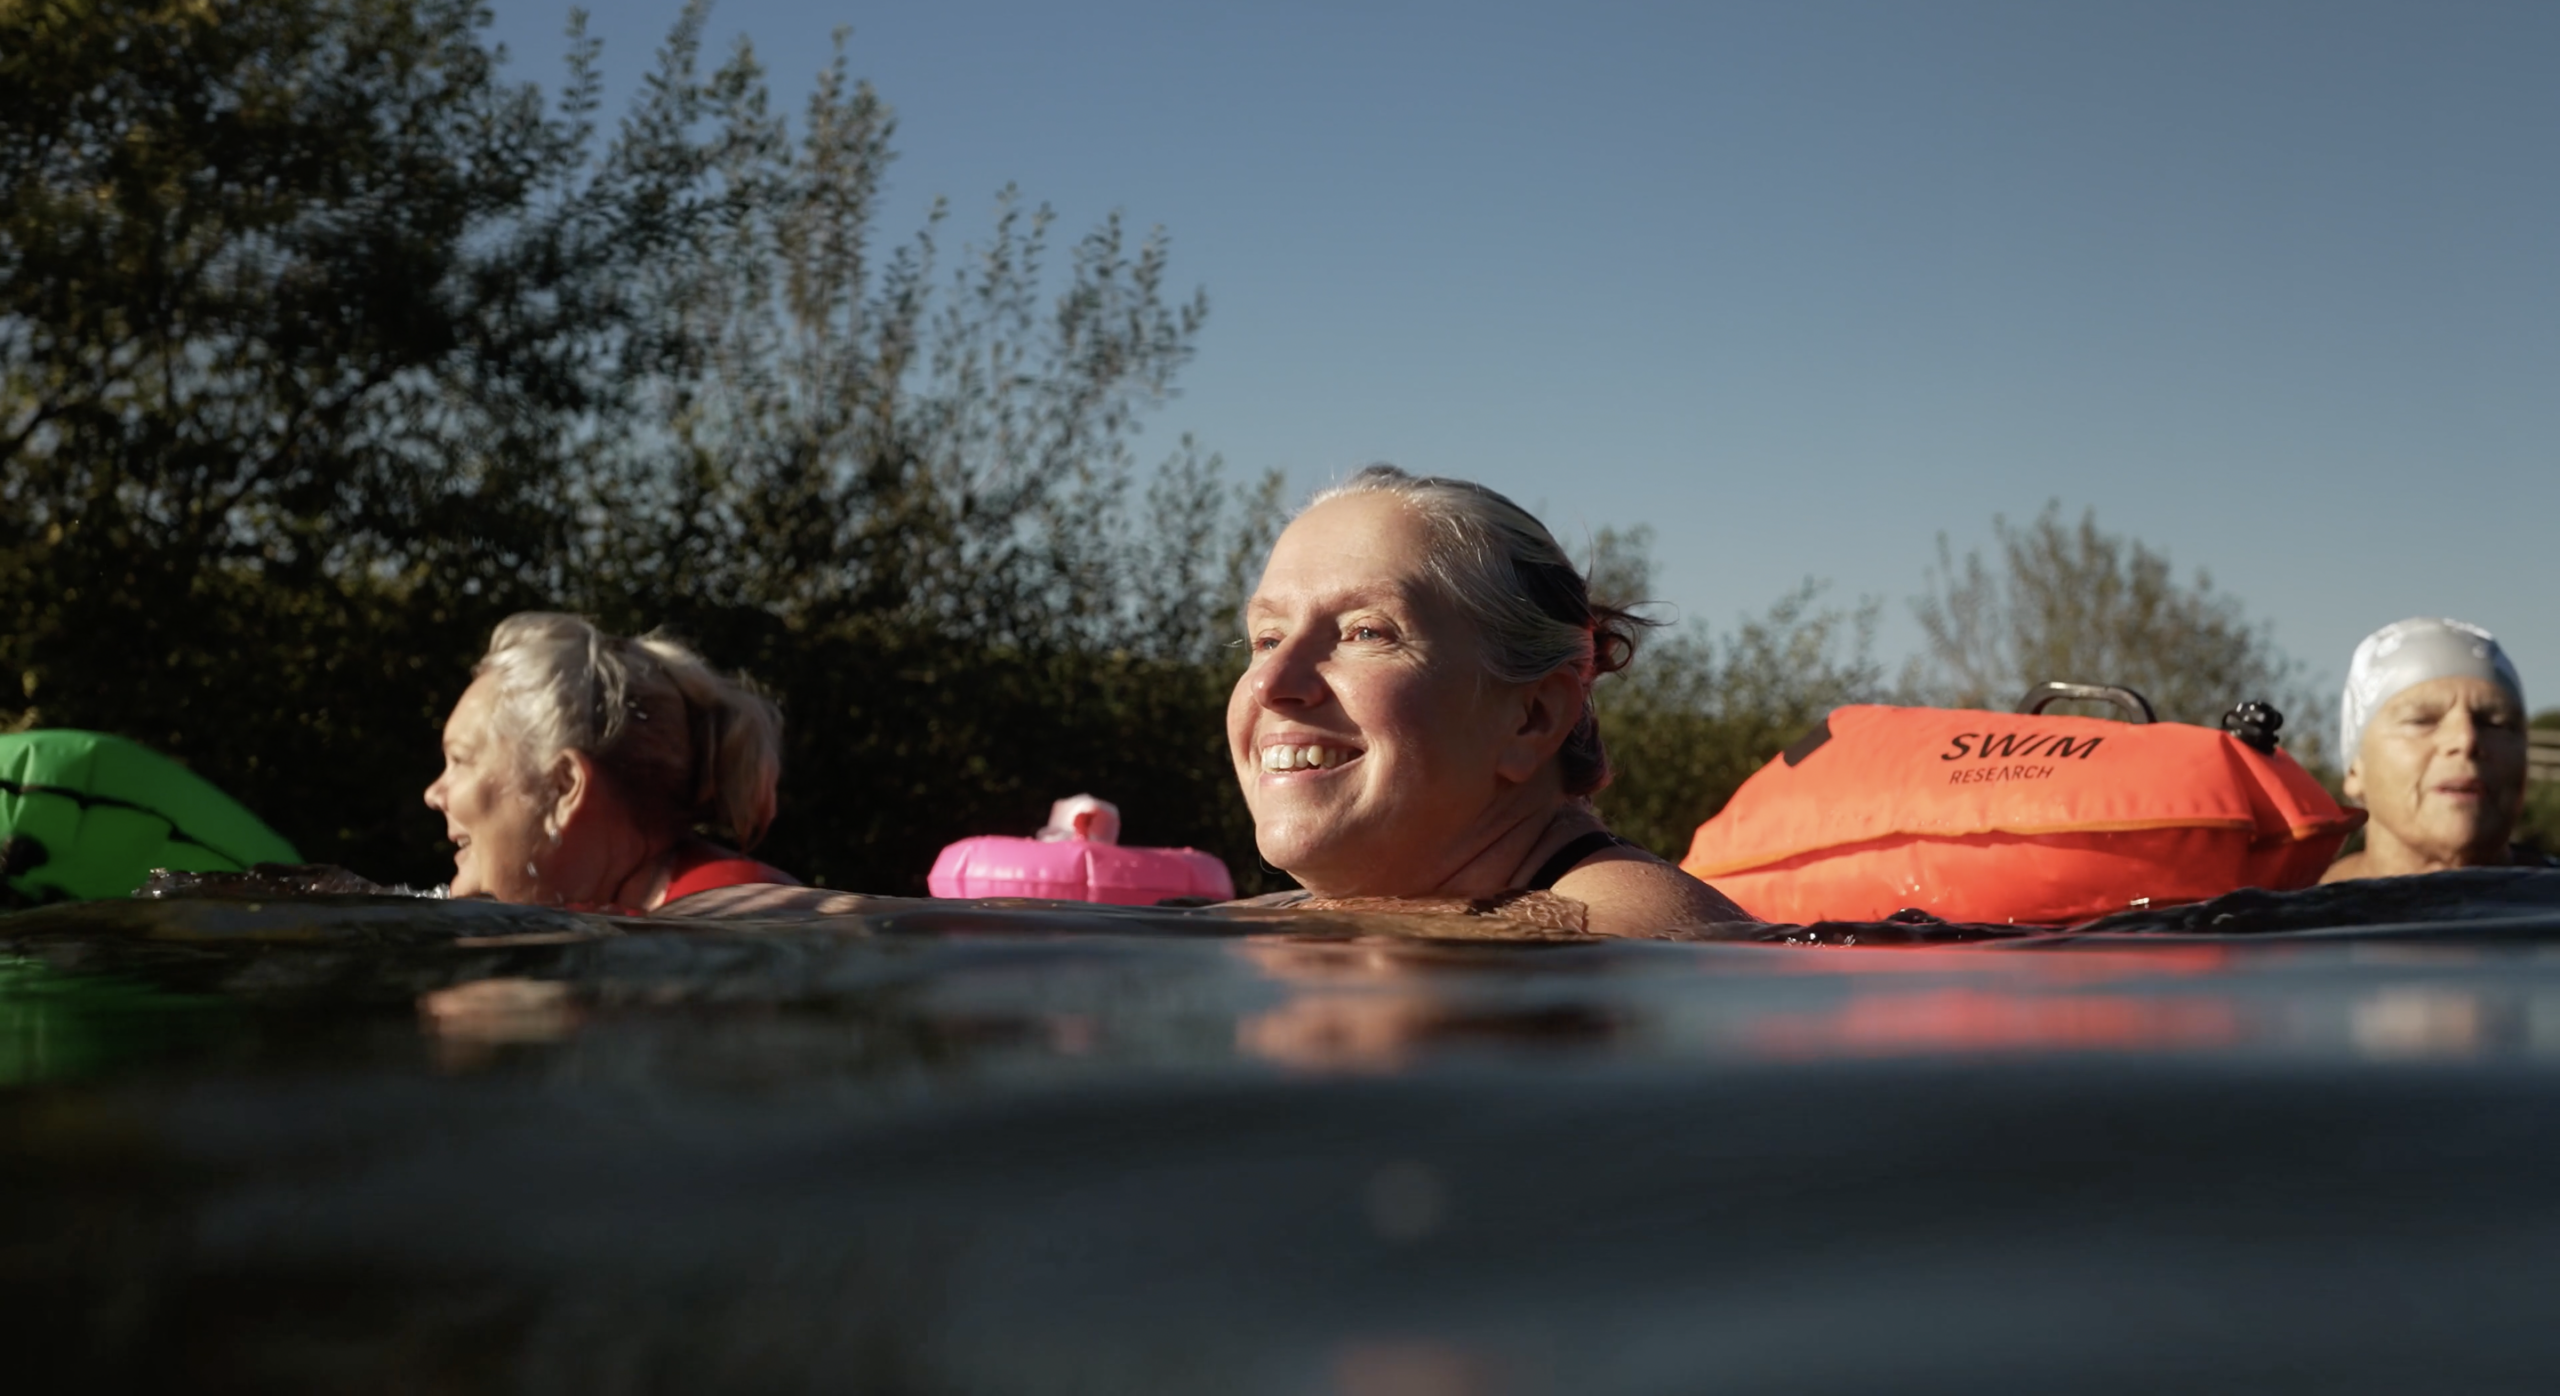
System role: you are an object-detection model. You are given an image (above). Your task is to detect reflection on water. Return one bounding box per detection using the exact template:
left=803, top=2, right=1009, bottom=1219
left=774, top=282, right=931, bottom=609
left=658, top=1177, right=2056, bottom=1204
left=1747, top=987, right=2246, bottom=1058
left=1330, top=1337, right=1515, bottom=1396
left=2350, top=988, right=2490, bottom=1058
left=1234, top=937, right=1622, bottom=1073
left=0, top=953, right=229, bottom=1087
left=418, top=976, right=583, bottom=1073
left=5, top=873, right=2560, bottom=1391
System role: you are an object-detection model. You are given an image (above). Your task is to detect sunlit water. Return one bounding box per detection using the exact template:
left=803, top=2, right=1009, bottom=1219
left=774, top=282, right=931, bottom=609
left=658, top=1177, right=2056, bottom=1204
left=10, top=871, right=2560, bottom=1393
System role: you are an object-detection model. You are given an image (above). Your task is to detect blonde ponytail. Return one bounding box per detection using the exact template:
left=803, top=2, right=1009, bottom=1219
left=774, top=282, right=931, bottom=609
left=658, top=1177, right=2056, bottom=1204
left=476, top=614, right=784, bottom=849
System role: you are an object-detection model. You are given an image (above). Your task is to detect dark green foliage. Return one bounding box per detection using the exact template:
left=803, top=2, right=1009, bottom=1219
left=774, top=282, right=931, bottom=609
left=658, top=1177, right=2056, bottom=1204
left=1589, top=529, right=1885, bottom=858
left=2, top=0, right=1275, bottom=892
left=2521, top=709, right=2560, bottom=856
left=2518, top=785, right=2560, bottom=860
left=734, top=628, right=1258, bottom=893
left=1, top=0, right=646, bottom=872
left=552, top=12, right=1277, bottom=890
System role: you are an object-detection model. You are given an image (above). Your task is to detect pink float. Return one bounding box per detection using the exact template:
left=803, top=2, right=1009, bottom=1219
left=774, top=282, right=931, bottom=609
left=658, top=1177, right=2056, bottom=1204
left=927, top=795, right=1235, bottom=905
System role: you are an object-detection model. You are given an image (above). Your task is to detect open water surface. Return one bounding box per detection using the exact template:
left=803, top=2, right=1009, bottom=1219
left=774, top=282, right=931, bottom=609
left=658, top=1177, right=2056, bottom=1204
left=11, top=871, right=2560, bottom=1393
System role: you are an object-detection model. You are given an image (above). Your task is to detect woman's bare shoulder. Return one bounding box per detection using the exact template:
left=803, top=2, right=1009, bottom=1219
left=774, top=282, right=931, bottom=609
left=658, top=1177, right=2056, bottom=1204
left=1551, top=849, right=1756, bottom=936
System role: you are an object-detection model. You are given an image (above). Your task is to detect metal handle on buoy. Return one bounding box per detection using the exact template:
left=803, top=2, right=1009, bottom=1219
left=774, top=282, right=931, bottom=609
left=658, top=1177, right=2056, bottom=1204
left=2015, top=682, right=2157, bottom=724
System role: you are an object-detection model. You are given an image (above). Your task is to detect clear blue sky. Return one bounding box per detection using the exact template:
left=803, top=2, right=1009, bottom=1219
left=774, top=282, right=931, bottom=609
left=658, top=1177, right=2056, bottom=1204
left=482, top=0, right=2560, bottom=714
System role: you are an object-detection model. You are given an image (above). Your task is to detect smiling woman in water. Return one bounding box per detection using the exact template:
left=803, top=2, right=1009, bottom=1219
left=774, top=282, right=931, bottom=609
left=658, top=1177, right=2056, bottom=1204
left=426, top=613, right=797, bottom=912
left=1226, top=465, right=1750, bottom=935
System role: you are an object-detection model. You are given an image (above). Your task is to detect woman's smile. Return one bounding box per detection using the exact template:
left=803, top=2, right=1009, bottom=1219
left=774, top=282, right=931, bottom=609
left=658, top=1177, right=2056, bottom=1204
left=1257, top=739, right=1363, bottom=775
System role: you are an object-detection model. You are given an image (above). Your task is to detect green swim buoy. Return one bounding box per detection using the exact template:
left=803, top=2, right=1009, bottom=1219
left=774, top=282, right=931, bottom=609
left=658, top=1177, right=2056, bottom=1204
left=0, top=731, right=299, bottom=905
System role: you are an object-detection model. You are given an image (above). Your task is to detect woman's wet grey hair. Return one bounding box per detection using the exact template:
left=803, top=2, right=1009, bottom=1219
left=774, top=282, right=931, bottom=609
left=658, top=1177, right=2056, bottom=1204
left=474, top=613, right=783, bottom=849
left=1307, top=465, right=1656, bottom=797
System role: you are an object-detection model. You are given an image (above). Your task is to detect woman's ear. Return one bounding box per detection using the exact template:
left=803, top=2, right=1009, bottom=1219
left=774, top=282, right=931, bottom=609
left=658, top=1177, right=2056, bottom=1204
left=546, top=749, right=601, bottom=840
left=1493, top=669, right=1589, bottom=784
left=2340, top=758, right=2364, bottom=805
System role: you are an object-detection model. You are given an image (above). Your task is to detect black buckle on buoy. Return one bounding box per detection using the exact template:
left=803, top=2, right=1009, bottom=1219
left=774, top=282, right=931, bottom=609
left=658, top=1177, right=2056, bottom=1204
left=2221, top=701, right=2284, bottom=754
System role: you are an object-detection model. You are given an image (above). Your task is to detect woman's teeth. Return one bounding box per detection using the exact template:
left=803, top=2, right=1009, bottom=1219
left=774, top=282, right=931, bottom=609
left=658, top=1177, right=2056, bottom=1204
left=1263, top=743, right=1351, bottom=773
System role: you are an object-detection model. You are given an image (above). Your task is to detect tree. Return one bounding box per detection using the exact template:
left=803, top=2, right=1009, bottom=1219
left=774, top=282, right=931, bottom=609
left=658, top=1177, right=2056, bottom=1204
left=1589, top=528, right=1886, bottom=857
left=2, top=0, right=1275, bottom=890
left=1908, top=503, right=2325, bottom=763
left=553, top=13, right=1276, bottom=890
left=579, top=12, right=1246, bottom=656
left=0, top=0, right=679, bottom=872
left=2521, top=709, right=2560, bottom=857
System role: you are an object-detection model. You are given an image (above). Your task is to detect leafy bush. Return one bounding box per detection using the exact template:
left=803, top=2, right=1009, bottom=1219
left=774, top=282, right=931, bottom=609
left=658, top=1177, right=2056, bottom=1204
left=1, top=0, right=1272, bottom=891
left=1910, top=503, right=2331, bottom=770
left=2521, top=710, right=2560, bottom=858
left=1589, top=530, right=1885, bottom=858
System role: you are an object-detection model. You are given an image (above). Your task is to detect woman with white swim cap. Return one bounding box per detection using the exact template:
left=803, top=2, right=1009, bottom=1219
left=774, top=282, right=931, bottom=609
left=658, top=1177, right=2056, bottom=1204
left=2322, top=617, right=2544, bottom=882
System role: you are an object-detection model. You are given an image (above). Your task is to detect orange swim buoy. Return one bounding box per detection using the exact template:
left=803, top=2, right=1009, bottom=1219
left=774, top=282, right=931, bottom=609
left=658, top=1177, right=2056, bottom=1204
left=1679, top=686, right=2364, bottom=926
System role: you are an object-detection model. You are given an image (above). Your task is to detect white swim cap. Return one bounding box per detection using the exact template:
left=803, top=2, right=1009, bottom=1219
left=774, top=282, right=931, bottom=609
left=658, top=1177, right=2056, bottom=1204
left=2340, top=617, right=2524, bottom=762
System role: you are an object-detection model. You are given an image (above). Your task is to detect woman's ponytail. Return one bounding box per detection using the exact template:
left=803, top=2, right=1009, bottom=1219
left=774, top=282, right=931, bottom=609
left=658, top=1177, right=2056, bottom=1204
left=633, top=632, right=782, bottom=850
left=474, top=614, right=782, bottom=849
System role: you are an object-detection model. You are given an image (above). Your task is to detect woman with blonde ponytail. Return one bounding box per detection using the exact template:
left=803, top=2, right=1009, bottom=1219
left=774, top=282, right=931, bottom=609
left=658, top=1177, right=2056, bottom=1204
left=424, top=613, right=797, bottom=911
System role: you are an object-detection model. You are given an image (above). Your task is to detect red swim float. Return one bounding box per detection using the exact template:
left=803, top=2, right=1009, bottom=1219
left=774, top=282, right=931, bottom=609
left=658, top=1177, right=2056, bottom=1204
left=1680, top=691, right=2363, bottom=926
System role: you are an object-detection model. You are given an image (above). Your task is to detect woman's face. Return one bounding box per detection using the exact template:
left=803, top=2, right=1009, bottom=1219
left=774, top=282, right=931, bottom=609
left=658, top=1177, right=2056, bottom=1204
left=1227, top=493, right=1530, bottom=895
left=424, top=673, right=555, bottom=902
left=2346, top=675, right=2528, bottom=867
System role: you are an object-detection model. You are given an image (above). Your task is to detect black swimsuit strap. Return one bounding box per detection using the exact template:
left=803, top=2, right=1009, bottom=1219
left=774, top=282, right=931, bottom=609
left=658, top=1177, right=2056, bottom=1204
left=1524, top=830, right=1633, bottom=892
